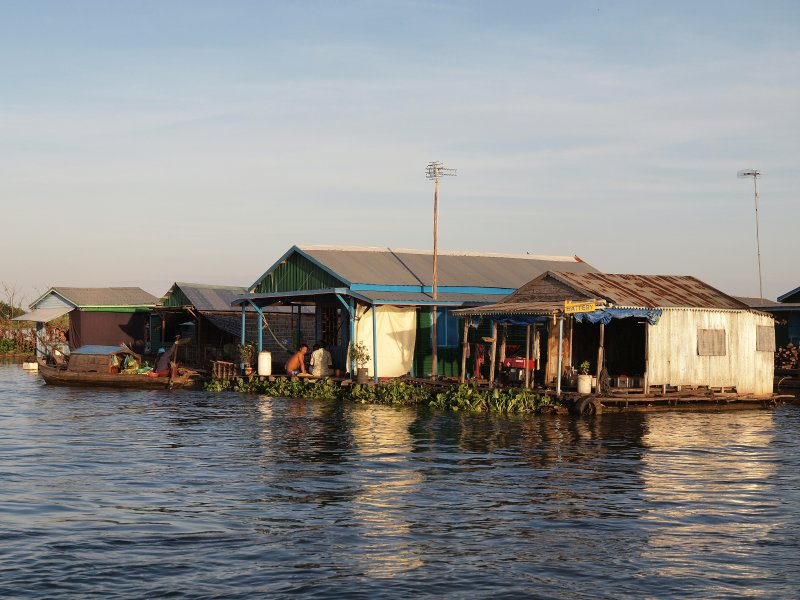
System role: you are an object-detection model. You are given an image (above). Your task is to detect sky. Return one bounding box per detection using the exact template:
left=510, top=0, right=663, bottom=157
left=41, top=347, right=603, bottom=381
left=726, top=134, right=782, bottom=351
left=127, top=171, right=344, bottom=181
left=1, top=0, right=798, bottom=305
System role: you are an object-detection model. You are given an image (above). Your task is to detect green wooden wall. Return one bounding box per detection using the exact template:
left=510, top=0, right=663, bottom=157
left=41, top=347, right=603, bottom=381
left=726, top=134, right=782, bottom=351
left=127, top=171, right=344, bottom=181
left=161, top=286, right=191, bottom=308
left=254, top=252, right=343, bottom=294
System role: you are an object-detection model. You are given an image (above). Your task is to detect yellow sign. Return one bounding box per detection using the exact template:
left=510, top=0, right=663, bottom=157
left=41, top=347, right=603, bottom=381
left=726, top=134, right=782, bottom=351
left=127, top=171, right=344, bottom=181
left=564, top=299, right=596, bottom=314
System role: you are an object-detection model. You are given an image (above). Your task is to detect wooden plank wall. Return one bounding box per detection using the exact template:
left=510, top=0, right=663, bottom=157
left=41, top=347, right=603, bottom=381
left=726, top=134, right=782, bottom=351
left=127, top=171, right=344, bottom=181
left=647, top=309, right=774, bottom=394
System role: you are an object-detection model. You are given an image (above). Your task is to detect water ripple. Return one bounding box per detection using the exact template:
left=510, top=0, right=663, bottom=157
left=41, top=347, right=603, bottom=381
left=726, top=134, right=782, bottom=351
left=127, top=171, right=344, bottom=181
left=1, top=364, right=799, bottom=598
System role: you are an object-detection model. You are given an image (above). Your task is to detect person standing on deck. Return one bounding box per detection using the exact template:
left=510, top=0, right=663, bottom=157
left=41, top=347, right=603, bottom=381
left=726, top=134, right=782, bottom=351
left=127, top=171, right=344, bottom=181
left=285, top=343, right=309, bottom=376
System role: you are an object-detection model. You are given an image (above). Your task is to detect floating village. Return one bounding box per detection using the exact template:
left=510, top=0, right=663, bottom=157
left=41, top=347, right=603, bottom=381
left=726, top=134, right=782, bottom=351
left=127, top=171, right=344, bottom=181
left=5, top=242, right=800, bottom=415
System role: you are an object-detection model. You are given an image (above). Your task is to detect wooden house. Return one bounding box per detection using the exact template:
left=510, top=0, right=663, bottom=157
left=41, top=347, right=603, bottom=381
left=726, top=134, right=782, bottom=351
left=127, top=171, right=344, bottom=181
left=14, top=287, right=157, bottom=357
left=456, top=271, right=775, bottom=396
left=234, top=245, right=597, bottom=380
left=154, top=282, right=314, bottom=368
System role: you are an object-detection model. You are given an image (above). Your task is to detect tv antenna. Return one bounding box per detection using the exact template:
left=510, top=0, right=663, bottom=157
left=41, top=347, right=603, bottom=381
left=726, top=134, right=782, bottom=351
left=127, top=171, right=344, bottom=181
left=737, top=169, right=763, bottom=299
left=426, top=161, right=457, bottom=380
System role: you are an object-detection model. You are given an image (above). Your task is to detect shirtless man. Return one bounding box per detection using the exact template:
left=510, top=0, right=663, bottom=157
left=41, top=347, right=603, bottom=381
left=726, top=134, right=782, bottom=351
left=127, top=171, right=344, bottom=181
left=284, top=343, right=309, bottom=375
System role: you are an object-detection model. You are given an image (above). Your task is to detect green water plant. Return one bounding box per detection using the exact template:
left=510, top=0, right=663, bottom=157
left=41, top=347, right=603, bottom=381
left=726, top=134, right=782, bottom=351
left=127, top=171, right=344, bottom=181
left=204, top=376, right=556, bottom=415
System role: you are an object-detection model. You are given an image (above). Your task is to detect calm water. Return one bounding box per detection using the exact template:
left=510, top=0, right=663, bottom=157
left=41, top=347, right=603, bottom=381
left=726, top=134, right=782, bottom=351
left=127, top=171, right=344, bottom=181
left=1, top=363, right=799, bottom=599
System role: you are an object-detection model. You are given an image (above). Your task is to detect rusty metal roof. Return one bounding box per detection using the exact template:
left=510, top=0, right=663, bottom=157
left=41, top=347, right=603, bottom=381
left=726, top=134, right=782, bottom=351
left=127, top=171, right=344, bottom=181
left=546, top=272, right=749, bottom=310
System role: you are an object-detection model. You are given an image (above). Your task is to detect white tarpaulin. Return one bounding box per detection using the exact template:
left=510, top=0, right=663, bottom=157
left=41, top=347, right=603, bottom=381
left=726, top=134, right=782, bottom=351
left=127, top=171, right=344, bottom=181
left=355, top=305, right=417, bottom=377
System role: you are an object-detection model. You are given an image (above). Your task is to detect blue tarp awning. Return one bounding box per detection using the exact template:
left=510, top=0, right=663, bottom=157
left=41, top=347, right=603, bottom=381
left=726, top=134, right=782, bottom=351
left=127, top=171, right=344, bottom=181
left=573, top=308, right=662, bottom=325
left=71, top=345, right=132, bottom=355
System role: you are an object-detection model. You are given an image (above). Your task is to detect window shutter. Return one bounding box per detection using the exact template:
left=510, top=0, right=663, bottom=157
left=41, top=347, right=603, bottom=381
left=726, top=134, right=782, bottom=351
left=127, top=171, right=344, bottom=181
left=697, top=328, right=726, bottom=356
left=756, top=325, right=776, bottom=352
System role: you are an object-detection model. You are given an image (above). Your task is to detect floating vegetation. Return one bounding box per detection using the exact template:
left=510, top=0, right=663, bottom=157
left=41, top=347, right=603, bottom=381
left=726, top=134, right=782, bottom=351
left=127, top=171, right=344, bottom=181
left=204, top=377, right=556, bottom=415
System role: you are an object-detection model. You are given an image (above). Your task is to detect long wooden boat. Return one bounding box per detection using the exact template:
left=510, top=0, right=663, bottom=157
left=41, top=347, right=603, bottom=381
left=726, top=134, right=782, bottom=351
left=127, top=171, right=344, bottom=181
left=38, top=345, right=201, bottom=390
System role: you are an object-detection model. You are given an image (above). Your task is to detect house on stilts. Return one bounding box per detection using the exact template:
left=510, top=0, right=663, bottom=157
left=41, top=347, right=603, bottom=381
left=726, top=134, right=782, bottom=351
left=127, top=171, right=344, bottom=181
left=14, top=287, right=158, bottom=357
left=233, top=245, right=598, bottom=380
left=153, top=282, right=314, bottom=368
left=455, top=271, right=775, bottom=396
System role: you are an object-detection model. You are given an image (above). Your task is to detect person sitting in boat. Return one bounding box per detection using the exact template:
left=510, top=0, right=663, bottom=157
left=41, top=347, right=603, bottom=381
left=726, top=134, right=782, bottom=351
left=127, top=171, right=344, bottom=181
left=284, top=343, right=309, bottom=376
left=309, top=342, right=333, bottom=377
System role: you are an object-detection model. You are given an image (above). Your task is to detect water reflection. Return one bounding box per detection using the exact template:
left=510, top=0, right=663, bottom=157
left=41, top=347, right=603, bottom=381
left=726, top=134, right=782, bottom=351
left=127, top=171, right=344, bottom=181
left=2, top=363, right=800, bottom=598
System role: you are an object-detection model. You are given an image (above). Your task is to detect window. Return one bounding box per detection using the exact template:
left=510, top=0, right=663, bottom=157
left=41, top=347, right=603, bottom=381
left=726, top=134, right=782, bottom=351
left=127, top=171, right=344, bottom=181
left=756, top=325, right=776, bottom=352
left=697, top=328, right=726, bottom=356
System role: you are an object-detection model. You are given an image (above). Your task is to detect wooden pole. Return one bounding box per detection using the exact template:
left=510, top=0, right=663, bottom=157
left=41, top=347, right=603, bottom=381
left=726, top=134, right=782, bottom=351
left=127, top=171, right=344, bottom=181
left=556, top=315, right=564, bottom=396
left=644, top=322, right=650, bottom=394
left=525, top=324, right=531, bottom=388
left=488, top=320, right=498, bottom=387
left=460, top=318, right=469, bottom=383
left=498, top=324, right=507, bottom=365
left=431, top=176, right=439, bottom=380
left=595, top=322, right=604, bottom=395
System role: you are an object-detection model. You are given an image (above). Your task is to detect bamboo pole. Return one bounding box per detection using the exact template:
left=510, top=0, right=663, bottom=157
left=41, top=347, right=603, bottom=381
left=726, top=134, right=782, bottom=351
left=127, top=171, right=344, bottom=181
left=488, top=320, right=498, bottom=387
left=460, top=318, right=469, bottom=383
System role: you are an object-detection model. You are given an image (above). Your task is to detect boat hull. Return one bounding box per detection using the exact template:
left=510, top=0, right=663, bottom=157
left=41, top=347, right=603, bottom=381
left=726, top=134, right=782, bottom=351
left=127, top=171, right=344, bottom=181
left=38, top=363, right=199, bottom=390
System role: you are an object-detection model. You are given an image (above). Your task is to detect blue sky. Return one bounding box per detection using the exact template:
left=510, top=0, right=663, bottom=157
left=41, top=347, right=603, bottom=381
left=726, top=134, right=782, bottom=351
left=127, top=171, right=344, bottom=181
left=1, top=1, right=798, bottom=303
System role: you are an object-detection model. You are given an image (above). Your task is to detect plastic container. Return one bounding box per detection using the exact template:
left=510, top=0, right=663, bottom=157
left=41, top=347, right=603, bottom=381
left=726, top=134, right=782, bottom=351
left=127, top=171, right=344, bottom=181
left=257, top=351, right=272, bottom=377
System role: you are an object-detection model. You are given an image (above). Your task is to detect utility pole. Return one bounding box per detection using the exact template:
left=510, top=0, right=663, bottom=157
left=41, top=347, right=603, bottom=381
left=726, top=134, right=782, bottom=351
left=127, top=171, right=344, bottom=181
left=425, top=161, right=457, bottom=380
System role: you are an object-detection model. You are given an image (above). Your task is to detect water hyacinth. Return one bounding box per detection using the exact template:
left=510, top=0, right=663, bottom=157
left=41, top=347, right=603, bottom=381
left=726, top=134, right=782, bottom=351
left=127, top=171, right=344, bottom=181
left=204, top=377, right=555, bottom=415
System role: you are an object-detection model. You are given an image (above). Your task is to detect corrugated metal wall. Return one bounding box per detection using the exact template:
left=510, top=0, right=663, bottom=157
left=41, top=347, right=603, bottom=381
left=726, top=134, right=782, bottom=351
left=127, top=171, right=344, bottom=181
left=255, top=253, right=343, bottom=294
left=647, top=309, right=774, bottom=395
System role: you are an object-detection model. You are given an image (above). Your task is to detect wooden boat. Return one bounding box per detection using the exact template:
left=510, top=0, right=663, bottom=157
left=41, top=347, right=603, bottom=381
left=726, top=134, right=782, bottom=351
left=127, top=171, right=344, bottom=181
left=38, top=345, right=200, bottom=389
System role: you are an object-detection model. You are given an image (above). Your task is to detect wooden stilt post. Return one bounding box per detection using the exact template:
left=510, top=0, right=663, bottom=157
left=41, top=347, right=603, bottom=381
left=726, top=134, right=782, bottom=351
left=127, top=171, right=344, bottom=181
left=498, top=324, right=507, bottom=365
left=595, top=322, right=605, bottom=395
left=556, top=315, right=564, bottom=396
left=525, top=324, right=531, bottom=388
left=489, top=320, right=498, bottom=388
left=643, top=323, right=650, bottom=394
left=460, top=318, right=469, bottom=384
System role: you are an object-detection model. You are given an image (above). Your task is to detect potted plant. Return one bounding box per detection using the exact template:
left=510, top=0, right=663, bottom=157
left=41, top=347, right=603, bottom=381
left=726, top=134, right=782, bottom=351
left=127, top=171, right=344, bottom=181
left=238, top=343, right=255, bottom=376
left=577, top=360, right=592, bottom=394
left=350, top=342, right=370, bottom=383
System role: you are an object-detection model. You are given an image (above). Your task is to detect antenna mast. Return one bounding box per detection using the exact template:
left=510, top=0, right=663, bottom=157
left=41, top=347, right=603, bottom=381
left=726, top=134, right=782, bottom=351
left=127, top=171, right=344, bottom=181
left=426, top=161, right=457, bottom=380
left=737, top=169, right=763, bottom=299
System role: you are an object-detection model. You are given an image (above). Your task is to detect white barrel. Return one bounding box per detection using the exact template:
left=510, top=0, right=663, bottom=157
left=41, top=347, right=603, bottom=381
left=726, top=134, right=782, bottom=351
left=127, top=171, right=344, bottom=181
left=257, top=351, right=272, bottom=376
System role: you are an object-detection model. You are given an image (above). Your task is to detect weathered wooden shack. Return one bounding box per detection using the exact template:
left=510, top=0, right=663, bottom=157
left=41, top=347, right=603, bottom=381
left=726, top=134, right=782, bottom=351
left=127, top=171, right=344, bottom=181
left=234, top=245, right=597, bottom=379
left=456, top=271, right=775, bottom=396
left=14, top=287, right=157, bottom=357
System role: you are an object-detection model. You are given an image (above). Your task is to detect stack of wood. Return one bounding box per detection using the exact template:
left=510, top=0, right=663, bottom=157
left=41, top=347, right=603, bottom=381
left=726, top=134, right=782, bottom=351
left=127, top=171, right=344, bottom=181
left=775, top=343, right=799, bottom=369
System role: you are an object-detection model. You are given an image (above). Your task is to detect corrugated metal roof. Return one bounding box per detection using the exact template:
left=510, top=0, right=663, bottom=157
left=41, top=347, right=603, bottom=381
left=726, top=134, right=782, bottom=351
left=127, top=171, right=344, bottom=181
left=735, top=296, right=783, bottom=308
left=297, top=245, right=598, bottom=288
left=545, top=272, right=749, bottom=309
left=778, top=286, right=800, bottom=303
left=169, top=283, right=248, bottom=312
left=12, top=306, right=72, bottom=322
left=454, top=301, right=564, bottom=316
left=48, top=287, right=158, bottom=308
